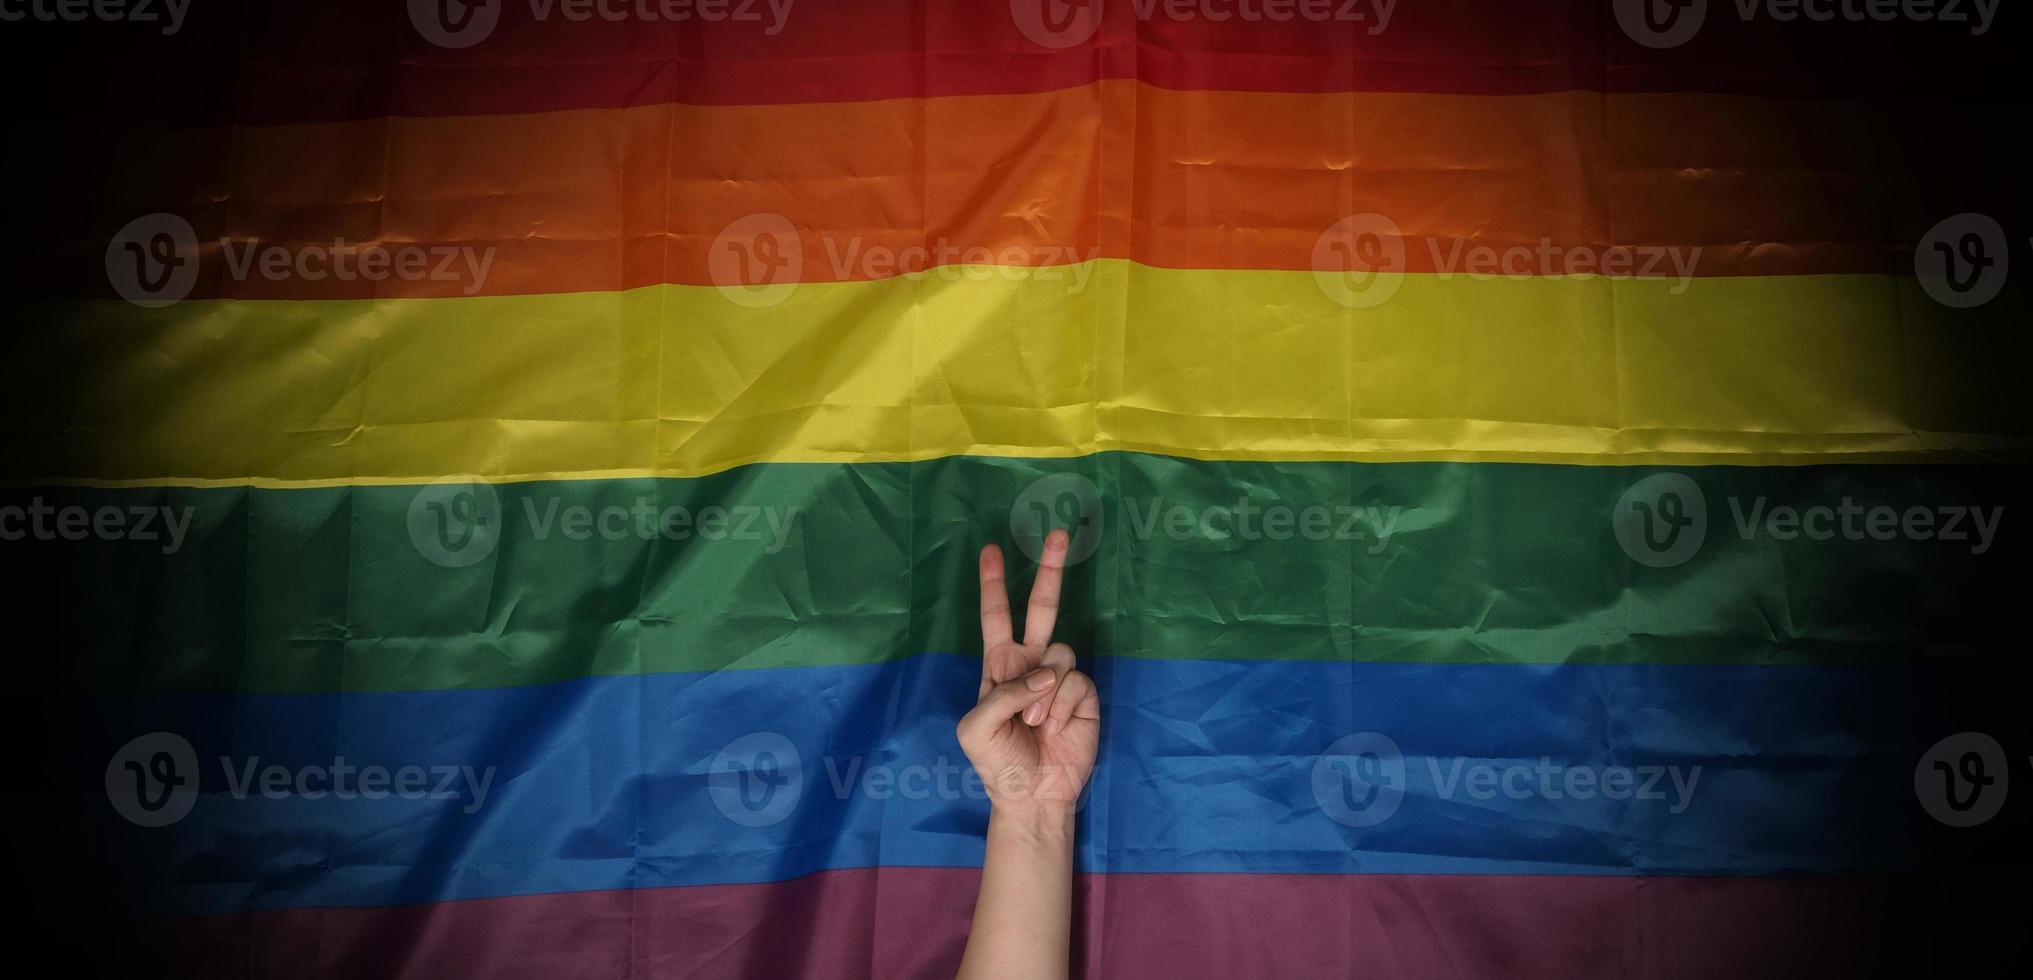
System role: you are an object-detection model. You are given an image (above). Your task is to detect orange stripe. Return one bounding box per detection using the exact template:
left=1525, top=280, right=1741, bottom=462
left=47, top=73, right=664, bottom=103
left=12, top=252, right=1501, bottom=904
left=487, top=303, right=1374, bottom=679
left=28, top=84, right=2011, bottom=300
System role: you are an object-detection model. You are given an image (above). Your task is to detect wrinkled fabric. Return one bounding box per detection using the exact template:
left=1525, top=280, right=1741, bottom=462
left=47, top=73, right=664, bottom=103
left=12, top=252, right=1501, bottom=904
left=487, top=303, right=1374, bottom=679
left=4, top=2, right=2031, bottom=978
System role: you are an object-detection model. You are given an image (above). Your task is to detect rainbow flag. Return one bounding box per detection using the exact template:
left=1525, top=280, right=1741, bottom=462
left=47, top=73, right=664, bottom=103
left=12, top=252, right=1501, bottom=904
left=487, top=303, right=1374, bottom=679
left=4, top=1, right=2029, bottom=975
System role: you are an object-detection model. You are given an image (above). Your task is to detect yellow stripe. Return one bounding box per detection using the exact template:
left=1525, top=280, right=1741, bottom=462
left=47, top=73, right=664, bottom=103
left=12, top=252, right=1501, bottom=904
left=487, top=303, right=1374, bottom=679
left=13, top=261, right=2028, bottom=486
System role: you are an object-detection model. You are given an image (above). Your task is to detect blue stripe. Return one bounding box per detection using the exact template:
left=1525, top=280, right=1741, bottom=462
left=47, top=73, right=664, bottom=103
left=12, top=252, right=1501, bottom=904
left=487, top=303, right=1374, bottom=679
left=20, top=654, right=2030, bottom=915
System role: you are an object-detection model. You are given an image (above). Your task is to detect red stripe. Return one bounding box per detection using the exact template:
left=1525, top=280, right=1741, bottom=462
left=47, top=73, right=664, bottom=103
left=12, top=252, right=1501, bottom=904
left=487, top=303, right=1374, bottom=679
left=12, top=1, right=2016, bottom=126
left=85, top=869, right=2018, bottom=979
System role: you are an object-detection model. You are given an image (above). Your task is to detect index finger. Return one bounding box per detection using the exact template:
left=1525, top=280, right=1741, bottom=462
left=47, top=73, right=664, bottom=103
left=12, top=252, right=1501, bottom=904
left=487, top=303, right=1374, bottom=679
left=1023, top=529, right=1069, bottom=647
left=979, top=542, right=1013, bottom=650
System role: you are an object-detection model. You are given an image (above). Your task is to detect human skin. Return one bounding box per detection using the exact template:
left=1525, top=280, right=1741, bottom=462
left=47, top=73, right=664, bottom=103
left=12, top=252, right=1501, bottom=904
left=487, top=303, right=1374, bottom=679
left=955, top=530, right=1100, bottom=980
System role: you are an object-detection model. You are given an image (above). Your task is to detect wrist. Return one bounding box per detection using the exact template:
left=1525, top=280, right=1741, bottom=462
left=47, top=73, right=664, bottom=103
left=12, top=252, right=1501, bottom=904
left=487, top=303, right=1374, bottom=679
left=988, top=801, right=1077, bottom=845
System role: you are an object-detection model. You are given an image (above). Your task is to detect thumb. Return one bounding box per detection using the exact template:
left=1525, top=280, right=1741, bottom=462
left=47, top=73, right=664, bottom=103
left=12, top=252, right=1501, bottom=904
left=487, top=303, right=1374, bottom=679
left=957, top=668, right=1057, bottom=746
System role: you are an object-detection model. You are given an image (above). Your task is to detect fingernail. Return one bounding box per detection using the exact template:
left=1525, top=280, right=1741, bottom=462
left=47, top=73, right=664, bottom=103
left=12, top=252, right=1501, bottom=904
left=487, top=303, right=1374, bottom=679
left=1025, top=702, right=1045, bottom=725
left=1048, top=528, right=1068, bottom=548
left=1025, top=668, right=1056, bottom=691
left=1046, top=718, right=1064, bottom=736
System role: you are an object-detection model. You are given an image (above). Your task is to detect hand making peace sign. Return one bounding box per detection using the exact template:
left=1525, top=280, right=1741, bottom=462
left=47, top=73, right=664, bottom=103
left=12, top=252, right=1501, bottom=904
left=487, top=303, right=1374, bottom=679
left=955, top=530, right=1101, bottom=817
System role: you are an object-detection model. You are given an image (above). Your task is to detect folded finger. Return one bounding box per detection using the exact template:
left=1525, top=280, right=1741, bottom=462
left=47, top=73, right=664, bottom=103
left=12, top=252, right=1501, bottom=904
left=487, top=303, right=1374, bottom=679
left=1023, top=644, right=1076, bottom=726
left=1040, top=642, right=1076, bottom=674
left=958, top=668, right=1057, bottom=746
left=1045, top=669, right=1097, bottom=735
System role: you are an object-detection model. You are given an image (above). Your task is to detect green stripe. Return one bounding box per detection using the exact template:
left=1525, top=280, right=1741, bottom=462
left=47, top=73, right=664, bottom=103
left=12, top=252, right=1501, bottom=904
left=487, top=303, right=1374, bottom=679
left=8, top=454, right=2021, bottom=693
